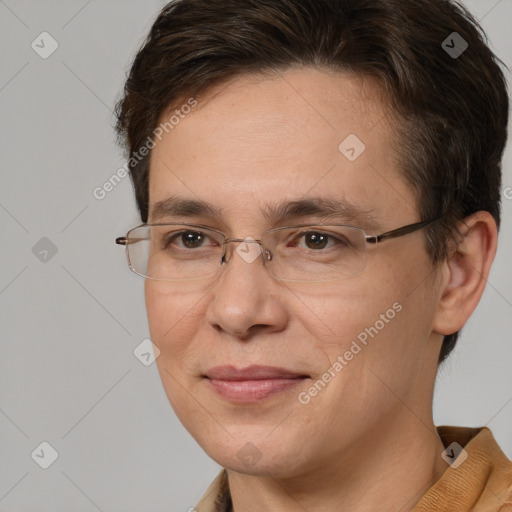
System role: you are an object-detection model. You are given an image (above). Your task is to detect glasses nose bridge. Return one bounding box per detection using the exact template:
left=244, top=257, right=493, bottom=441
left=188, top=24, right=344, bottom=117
left=221, top=236, right=272, bottom=265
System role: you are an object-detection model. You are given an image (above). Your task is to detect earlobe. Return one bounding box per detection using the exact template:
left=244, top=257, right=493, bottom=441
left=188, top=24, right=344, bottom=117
left=432, top=211, right=498, bottom=336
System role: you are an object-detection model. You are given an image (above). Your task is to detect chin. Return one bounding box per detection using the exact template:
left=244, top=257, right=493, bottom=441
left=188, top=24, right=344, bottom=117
left=197, top=431, right=314, bottom=478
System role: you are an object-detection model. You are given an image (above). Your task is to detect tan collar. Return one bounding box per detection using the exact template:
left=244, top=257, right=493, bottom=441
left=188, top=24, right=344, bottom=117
left=195, top=426, right=512, bottom=512
left=413, top=426, right=512, bottom=511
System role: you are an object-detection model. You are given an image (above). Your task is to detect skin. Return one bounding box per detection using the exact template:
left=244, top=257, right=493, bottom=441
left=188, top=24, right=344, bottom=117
left=144, top=67, right=497, bottom=511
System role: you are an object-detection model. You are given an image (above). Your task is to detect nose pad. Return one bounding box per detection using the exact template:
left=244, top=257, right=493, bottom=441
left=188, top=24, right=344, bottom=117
left=220, top=239, right=272, bottom=266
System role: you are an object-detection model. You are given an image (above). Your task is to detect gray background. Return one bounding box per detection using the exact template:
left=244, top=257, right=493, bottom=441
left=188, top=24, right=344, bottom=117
left=0, top=1, right=511, bottom=510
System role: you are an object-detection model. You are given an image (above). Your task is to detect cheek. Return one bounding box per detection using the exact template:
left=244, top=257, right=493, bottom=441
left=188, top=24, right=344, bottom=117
left=144, top=281, right=207, bottom=367
left=304, top=258, right=430, bottom=374
left=350, top=252, right=439, bottom=371
left=144, top=282, right=211, bottom=421
left=299, top=277, right=401, bottom=351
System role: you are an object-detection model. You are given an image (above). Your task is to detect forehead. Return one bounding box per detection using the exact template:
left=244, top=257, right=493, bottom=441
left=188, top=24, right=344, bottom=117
left=148, top=67, right=417, bottom=229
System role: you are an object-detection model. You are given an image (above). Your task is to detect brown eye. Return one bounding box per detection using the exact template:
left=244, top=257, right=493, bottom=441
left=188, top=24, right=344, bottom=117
left=163, top=230, right=210, bottom=249
left=303, top=232, right=329, bottom=250
left=291, top=231, right=345, bottom=251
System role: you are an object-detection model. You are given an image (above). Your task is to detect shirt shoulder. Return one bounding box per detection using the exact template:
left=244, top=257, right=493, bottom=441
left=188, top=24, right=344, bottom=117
left=413, top=425, right=512, bottom=512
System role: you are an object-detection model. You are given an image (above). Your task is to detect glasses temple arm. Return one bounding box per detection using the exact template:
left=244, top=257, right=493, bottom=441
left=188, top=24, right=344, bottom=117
left=115, top=237, right=147, bottom=245
left=365, top=219, right=438, bottom=244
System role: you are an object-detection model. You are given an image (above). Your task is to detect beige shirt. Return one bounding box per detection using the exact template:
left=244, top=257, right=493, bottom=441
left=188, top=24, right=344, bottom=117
left=194, top=426, right=512, bottom=511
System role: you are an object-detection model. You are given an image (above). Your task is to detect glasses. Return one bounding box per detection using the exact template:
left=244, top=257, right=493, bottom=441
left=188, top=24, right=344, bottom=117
left=115, top=219, right=438, bottom=283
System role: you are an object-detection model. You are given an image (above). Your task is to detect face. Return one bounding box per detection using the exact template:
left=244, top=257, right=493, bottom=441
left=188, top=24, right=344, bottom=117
left=145, top=68, right=443, bottom=479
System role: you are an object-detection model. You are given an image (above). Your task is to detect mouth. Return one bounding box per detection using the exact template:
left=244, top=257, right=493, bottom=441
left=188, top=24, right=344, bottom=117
left=203, top=365, right=310, bottom=403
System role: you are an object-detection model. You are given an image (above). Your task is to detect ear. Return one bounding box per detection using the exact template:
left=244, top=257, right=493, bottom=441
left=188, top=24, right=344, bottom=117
left=432, top=211, right=498, bottom=336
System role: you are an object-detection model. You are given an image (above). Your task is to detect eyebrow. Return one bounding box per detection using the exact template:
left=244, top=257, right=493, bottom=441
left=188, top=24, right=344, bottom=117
left=149, top=195, right=378, bottom=228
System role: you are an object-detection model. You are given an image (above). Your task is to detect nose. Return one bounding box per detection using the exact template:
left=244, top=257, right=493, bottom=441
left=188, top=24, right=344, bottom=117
left=205, top=238, right=287, bottom=339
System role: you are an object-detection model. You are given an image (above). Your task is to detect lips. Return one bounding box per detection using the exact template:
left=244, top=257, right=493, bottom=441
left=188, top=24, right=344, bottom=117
left=204, top=365, right=309, bottom=380
left=203, top=365, right=309, bottom=402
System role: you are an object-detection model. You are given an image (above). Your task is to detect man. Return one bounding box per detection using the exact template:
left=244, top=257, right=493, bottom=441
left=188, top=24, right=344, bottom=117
left=114, top=0, right=512, bottom=510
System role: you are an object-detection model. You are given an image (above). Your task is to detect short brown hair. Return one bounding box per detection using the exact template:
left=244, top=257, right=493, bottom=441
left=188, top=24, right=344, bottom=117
left=114, top=0, right=509, bottom=364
